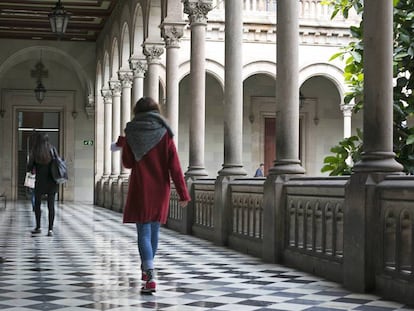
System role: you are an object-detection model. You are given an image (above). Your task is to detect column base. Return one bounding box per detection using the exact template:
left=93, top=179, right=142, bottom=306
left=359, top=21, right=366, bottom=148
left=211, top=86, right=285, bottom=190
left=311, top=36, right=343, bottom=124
left=353, top=151, right=404, bottom=173
left=119, top=173, right=130, bottom=180
left=185, top=166, right=209, bottom=178
left=218, top=164, right=247, bottom=177
left=268, top=159, right=306, bottom=175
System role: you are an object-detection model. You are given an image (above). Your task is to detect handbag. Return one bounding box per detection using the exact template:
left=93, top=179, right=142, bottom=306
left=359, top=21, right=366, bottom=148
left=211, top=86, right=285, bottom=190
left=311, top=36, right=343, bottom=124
left=24, top=172, right=36, bottom=189
left=50, top=148, right=68, bottom=184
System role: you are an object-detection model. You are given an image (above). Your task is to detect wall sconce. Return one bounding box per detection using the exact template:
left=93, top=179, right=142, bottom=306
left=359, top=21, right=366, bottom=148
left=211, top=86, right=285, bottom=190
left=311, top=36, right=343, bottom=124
left=0, top=109, right=5, bottom=118
left=72, top=111, right=78, bottom=119
left=34, top=81, right=47, bottom=103
left=49, top=0, right=70, bottom=37
left=31, top=52, right=48, bottom=104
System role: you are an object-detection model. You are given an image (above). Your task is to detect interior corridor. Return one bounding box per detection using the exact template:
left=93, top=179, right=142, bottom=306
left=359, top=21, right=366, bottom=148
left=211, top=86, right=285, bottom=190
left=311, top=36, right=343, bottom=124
left=0, top=201, right=412, bottom=311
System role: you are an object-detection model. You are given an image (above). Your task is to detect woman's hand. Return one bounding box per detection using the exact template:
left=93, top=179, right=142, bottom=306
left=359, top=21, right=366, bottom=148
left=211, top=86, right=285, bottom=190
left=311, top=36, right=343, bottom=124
left=179, top=200, right=189, bottom=208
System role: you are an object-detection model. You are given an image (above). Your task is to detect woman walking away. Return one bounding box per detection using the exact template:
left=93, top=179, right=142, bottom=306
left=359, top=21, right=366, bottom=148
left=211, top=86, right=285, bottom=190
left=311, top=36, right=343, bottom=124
left=119, top=97, right=191, bottom=293
left=27, top=133, right=58, bottom=237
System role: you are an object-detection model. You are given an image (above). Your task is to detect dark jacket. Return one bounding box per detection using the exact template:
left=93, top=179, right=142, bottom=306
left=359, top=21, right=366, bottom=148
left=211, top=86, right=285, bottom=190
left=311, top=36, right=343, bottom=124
left=27, top=152, right=57, bottom=195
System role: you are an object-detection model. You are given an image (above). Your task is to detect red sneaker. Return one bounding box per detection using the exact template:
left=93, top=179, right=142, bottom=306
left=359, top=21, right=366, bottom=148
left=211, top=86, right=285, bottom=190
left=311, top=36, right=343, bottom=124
left=141, top=271, right=148, bottom=281
left=141, top=280, right=156, bottom=293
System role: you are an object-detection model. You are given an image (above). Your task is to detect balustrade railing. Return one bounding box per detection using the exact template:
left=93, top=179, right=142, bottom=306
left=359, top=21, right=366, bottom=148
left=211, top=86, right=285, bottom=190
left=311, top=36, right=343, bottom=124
left=230, top=182, right=264, bottom=239
left=379, top=177, right=414, bottom=281
left=163, top=175, right=414, bottom=305
left=287, top=195, right=344, bottom=259
left=193, top=182, right=215, bottom=230
left=210, top=0, right=355, bottom=21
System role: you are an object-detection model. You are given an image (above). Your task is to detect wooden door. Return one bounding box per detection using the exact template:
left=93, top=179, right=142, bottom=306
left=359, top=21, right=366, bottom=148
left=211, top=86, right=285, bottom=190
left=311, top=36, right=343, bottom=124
left=264, top=117, right=275, bottom=176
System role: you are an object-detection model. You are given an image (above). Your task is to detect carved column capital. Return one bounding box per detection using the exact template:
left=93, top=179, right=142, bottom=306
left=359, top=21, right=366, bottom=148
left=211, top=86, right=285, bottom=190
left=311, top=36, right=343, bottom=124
left=101, top=88, right=112, bottom=104
left=108, top=80, right=122, bottom=96
left=118, top=70, right=133, bottom=88
left=341, top=103, right=354, bottom=117
left=161, top=23, right=185, bottom=48
left=129, top=58, right=147, bottom=78
left=183, top=0, right=213, bottom=25
left=143, top=43, right=164, bottom=64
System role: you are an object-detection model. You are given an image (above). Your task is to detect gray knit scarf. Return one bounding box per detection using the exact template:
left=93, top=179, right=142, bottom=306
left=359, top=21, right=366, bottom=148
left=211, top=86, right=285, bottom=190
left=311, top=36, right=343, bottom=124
left=125, top=111, right=174, bottom=162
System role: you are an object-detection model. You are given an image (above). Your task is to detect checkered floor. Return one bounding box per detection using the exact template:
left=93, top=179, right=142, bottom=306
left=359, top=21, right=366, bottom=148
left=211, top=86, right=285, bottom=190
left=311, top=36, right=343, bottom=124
left=0, top=201, right=412, bottom=311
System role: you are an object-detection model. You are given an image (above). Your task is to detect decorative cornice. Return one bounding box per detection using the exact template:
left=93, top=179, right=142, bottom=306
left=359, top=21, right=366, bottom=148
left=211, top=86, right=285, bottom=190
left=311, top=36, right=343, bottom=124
left=183, top=0, right=213, bottom=25
left=108, top=80, right=122, bottom=96
left=129, top=58, right=147, bottom=78
left=143, top=43, right=164, bottom=64
left=85, top=94, right=95, bottom=120
left=118, top=70, right=133, bottom=88
left=101, top=88, right=112, bottom=104
left=161, top=24, right=185, bottom=48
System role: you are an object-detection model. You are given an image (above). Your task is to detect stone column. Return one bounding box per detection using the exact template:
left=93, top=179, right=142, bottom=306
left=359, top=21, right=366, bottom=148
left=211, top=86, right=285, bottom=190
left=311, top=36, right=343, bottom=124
left=341, top=102, right=353, bottom=139
left=129, top=57, right=147, bottom=109
left=269, top=0, right=305, bottom=175
left=183, top=0, right=212, bottom=178
left=109, top=79, right=122, bottom=178
left=343, top=0, right=403, bottom=294
left=353, top=0, right=403, bottom=173
left=143, top=43, right=164, bottom=101
left=118, top=70, right=133, bottom=177
left=100, top=87, right=112, bottom=207
left=161, top=23, right=185, bottom=144
left=218, top=0, right=247, bottom=176
left=101, top=88, right=112, bottom=178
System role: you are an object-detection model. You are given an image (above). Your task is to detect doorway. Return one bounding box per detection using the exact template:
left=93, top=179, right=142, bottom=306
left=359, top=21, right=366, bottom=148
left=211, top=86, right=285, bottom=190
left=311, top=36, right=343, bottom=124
left=264, top=117, right=275, bottom=176
left=17, top=111, right=61, bottom=200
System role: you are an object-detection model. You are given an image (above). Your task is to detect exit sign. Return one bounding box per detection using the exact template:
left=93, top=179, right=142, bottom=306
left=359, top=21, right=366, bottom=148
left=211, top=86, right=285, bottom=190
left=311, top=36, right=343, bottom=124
left=83, top=140, right=94, bottom=146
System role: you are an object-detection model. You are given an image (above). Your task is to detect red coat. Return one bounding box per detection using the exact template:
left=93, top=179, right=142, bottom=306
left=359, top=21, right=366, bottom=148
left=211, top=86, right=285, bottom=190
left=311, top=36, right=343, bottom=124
left=121, top=133, right=190, bottom=224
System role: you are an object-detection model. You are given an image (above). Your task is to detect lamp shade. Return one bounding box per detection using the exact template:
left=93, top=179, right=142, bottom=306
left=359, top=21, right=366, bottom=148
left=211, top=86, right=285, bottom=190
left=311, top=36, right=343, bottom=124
left=48, top=0, right=70, bottom=35
left=34, top=81, right=47, bottom=103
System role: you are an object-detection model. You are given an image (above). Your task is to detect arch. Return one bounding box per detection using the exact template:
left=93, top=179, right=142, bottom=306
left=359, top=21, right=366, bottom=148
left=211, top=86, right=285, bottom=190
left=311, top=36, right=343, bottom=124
left=110, top=38, right=120, bottom=79
left=0, top=45, right=93, bottom=98
left=178, top=58, right=225, bottom=91
left=243, top=60, right=276, bottom=81
left=132, top=3, right=145, bottom=56
left=299, top=62, right=346, bottom=104
left=96, top=60, right=103, bottom=96
left=120, top=22, right=131, bottom=69
left=103, top=51, right=111, bottom=87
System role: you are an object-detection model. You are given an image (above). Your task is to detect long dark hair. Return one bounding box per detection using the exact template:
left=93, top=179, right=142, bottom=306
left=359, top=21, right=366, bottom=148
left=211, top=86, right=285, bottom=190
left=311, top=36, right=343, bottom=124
left=133, top=97, right=161, bottom=115
left=32, top=133, right=52, bottom=164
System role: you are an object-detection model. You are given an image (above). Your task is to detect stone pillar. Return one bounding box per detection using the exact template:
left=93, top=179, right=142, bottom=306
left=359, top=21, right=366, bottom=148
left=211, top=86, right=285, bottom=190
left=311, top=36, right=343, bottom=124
left=143, top=43, right=164, bottom=101
left=341, top=102, right=353, bottom=139
left=161, top=23, right=185, bottom=144
left=183, top=0, right=212, bottom=178
left=98, top=88, right=112, bottom=207
left=353, top=0, right=403, bottom=173
left=129, top=57, right=147, bottom=108
left=101, top=88, right=112, bottom=178
left=118, top=70, right=133, bottom=178
left=218, top=0, right=247, bottom=177
left=109, top=80, right=122, bottom=178
left=343, top=0, right=403, bottom=294
left=269, top=0, right=305, bottom=175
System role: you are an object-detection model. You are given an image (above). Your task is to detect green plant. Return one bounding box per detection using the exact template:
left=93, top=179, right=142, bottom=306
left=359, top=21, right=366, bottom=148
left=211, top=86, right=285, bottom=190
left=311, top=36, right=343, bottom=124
left=321, top=0, right=414, bottom=175
left=321, top=129, right=363, bottom=176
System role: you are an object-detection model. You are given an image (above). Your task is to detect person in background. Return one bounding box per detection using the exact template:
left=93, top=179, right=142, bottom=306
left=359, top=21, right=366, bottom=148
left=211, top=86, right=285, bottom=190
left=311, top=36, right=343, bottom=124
left=118, top=97, right=191, bottom=294
left=254, top=163, right=265, bottom=177
left=27, top=133, right=58, bottom=237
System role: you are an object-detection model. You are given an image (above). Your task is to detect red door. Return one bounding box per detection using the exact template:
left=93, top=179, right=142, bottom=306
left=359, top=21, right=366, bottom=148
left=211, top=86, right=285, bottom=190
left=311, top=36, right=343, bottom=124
left=264, top=117, right=275, bottom=176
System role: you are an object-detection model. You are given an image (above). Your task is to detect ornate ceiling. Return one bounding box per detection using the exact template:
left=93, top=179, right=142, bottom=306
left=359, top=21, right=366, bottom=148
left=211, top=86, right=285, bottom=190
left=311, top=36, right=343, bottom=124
left=0, top=0, right=117, bottom=41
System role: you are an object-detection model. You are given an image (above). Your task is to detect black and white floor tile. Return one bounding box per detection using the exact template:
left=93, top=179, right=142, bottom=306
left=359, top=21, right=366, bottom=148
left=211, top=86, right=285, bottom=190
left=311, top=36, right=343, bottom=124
left=0, top=201, right=412, bottom=311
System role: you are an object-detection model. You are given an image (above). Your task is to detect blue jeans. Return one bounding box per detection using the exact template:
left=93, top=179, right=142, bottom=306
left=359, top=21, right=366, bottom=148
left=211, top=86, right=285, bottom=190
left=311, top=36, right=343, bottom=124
left=136, top=222, right=160, bottom=271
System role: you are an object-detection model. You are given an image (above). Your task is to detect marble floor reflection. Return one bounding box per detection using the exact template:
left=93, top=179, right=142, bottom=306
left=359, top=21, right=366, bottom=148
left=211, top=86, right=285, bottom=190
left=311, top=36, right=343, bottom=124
left=0, top=201, right=412, bottom=311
